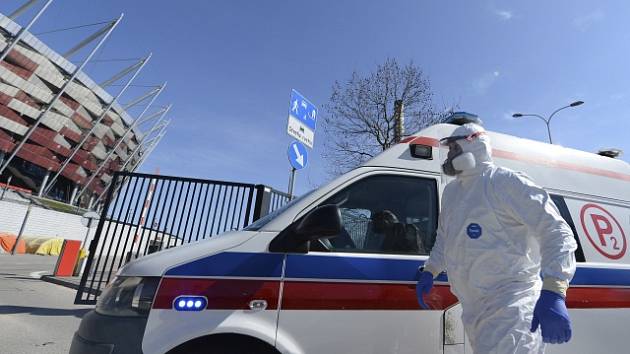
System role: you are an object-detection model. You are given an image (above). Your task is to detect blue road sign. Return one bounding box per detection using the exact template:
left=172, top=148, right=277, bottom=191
left=287, top=89, right=318, bottom=148
left=289, top=89, right=317, bottom=131
left=287, top=140, right=308, bottom=170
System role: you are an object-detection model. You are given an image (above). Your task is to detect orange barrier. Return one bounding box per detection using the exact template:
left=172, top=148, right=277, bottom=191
left=0, top=233, right=26, bottom=254
left=53, top=240, right=82, bottom=277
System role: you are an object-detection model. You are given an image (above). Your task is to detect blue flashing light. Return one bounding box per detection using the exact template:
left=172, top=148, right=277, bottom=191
left=447, top=112, right=483, bottom=126
left=173, top=296, right=207, bottom=311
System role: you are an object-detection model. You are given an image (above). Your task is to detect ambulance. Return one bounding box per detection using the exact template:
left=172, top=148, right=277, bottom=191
left=70, top=122, right=630, bottom=354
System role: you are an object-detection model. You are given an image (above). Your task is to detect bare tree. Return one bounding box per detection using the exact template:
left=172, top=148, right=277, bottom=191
left=323, top=58, right=451, bottom=175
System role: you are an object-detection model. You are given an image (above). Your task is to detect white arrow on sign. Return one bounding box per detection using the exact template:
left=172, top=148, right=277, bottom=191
left=293, top=144, right=304, bottom=167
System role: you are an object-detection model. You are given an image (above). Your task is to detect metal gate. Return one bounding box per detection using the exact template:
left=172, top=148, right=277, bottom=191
left=75, top=171, right=290, bottom=304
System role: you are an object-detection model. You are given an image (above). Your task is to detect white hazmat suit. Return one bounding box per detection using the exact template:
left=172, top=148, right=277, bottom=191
left=422, top=123, right=577, bottom=353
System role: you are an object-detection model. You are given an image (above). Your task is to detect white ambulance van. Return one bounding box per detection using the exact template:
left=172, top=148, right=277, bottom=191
left=70, top=123, right=630, bottom=354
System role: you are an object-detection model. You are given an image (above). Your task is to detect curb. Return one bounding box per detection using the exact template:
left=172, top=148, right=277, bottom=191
left=41, top=274, right=81, bottom=290
left=41, top=274, right=102, bottom=297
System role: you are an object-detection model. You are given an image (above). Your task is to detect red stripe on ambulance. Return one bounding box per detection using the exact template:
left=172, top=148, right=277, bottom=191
left=153, top=277, right=630, bottom=311
left=280, top=281, right=456, bottom=310
left=566, top=287, right=630, bottom=308
left=403, top=136, right=630, bottom=182
left=153, top=277, right=280, bottom=310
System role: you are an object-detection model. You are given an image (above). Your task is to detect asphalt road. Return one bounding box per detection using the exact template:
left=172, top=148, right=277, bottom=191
left=0, top=254, right=92, bottom=354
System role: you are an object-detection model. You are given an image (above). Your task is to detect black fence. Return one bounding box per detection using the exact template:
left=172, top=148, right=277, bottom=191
left=75, top=172, right=290, bottom=305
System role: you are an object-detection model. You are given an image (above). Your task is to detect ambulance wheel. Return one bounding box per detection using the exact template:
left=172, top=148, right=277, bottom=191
left=168, top=333, right=279, bottom=354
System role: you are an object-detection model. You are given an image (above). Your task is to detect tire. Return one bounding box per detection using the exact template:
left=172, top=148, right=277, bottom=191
left=168, top=334, right=278, bottom=354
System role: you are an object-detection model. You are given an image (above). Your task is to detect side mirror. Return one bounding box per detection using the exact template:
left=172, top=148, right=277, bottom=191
left=294, top=204, right=342, bottom=242
left=269, top=204, right=342, bottom=253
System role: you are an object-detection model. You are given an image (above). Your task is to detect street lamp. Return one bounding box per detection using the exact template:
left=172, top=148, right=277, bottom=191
left=512, top=101, right=584, bottom=144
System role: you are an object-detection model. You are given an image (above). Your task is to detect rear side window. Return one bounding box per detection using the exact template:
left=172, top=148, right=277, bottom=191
left=311, top=174, right=438, bottom=255
left=550, top=194, right=586, bottom=262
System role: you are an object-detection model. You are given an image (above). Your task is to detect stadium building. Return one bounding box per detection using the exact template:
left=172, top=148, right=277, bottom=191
left=0, top=4, right=169, bottom=208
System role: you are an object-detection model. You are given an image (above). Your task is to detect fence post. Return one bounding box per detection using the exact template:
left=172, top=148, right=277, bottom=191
left=1, top=176, right=13, bottom=200
left=11, top=200, right=32, bottom=255
left=252, top=185, right=271, bottom=221
left=74, top=172, right=120, bottom=304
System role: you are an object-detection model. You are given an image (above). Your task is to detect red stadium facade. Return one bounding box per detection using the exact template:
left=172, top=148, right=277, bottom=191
left=0, top=10, right=169, bottom=208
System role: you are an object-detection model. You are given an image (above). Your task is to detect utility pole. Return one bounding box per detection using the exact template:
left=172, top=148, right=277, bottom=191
left=393, top=99, right=404, bottom=144
left=0, top=14, right=124, bottom=177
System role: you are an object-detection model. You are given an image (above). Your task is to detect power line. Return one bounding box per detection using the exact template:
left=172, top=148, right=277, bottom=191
left=122, top=104, right=170, bottom=110
left=106, top=84, right=161, bottom=88
left=34, top=20, right=113, bottom=35
left=70, top=58, right=142, bottom=63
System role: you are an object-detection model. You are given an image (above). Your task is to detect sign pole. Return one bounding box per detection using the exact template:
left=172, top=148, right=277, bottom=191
left=288, top=167, right=296, bottom=200
left=285, top=89, right=317, bottom=200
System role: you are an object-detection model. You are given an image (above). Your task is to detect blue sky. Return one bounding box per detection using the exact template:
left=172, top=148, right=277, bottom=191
left=2, top=1, right=629, bottom=195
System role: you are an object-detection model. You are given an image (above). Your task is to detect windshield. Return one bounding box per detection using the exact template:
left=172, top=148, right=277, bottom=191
left=244, top=188, right=317, bottom=231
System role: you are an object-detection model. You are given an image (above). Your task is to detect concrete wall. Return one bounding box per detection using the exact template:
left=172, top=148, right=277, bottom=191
left=0, top=197, right=178, bottom=259
left=0, top=199, right=29, bottom=235
left=0, top=199, right=94, bottom=247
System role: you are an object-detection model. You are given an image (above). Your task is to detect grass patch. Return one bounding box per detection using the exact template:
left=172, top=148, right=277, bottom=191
left=31, top=196, right=89, bottom=215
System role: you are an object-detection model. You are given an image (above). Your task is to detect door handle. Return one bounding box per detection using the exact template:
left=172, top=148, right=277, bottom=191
left=249, top=299, right=267, bottom=311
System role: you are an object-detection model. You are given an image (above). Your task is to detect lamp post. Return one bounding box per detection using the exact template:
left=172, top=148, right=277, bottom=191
left=512, top=101, right=584, bottom=144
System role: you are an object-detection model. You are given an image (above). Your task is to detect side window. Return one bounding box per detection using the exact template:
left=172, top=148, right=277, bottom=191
left=313, top=174, right=438, bottom=255
left=550, top=194, right=586, bottom=262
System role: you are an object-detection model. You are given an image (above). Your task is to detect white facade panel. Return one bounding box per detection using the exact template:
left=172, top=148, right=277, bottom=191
left=92, top=123, right=108, bottom=139
left=115, top=146, right=128, bottom=161
left=76, top=106, right=92, bottom=122
left=52, top=99, right=74, bottom=117
left=67, top=81, right=103, bottom=116
left=53, top=134, right=71, bottom=149
left=110, top=121, right=125, bottom=136
left=26, top=74, right=54, bottom=100
left=41, top=110, right=69, bottom=132
left=76, top=167, right=87, bottom=178
left=34, top=66, right=65, bottom=89
left=0, top=66, right=53, bottom=103
left=0, top=81, right=19, bottom=96
left=64, top=119, right=82, bottom=136
left=101, top=173, right=112, bottom=184
left=0, top=116, right=28, bottom=135
left=8, top=99, right=41, bottom=120
left=91, top=142, right=107, bottom=160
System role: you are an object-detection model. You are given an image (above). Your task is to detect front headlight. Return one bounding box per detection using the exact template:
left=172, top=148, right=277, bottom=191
left=96, top=276, right=160, bottom=317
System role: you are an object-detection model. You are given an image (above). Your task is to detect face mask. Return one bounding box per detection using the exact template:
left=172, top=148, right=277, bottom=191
left=441, top=159, right=460, bottom=176
left=452, top=152, right=476, bottom=171
left=441, top=142, right=476, bottom=176
left=442, top=142, right=462, bottom=176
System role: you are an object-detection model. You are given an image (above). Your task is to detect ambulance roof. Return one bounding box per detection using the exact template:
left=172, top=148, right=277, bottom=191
left=363, top=123, right=630, bottom=203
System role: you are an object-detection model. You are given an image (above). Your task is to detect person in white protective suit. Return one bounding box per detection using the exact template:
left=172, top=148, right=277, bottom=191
left=415, top=122, right=577, bottom=353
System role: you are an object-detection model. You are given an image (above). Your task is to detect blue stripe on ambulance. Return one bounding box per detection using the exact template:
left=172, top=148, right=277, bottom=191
left=164, top=252, right=630, bottom=287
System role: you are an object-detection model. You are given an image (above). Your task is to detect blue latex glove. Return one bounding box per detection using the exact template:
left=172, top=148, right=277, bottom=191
left=530, top=290, right=572, bottom=344
left=415, top=271, right=434, bottom=309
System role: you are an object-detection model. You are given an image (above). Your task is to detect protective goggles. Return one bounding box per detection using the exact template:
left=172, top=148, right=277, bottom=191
left=439, top=131, right=485, bottom=146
